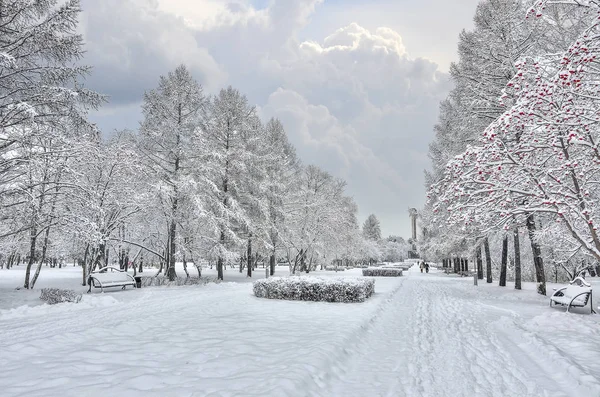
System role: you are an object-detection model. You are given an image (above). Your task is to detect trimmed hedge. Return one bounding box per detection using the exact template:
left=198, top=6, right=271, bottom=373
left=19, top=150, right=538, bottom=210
left=40, top=288, right=82, bottom=304
left=324, top=266, right=345, bottom=271
left=383, top=264, right=411, bottom=271
left=362, top=268, right=403, bottom=277
left=253, top=276, right=375, bottom=303
left=140, top=276, right=215, bottom=287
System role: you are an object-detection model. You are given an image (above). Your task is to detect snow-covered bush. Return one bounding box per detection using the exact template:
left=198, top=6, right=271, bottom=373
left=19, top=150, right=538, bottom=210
left=362, top=268, right=403, bottom=277
left=383, top=264, right=411, bottom=271
left=253, top=276, right=375, bottom=303
left=324, top=266, right=345, bottom=271
left=40, top=288, right=82, bottom=305
left=140, top=276, right=215, bottom=287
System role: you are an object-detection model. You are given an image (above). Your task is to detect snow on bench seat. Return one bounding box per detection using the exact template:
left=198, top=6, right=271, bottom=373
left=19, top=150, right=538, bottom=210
left=550, top=277, right=595, bottom=314
left=88, top=266, right=136, bottom=293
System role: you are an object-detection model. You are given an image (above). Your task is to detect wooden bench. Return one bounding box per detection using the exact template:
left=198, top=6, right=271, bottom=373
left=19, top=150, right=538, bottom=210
left=550, top=277, right=595, bottom=314
left=88, top=266, right=136, bottom=293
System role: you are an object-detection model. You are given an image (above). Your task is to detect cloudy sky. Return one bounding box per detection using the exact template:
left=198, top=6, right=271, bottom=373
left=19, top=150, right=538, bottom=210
left=79, top=0, right=480, bottom=238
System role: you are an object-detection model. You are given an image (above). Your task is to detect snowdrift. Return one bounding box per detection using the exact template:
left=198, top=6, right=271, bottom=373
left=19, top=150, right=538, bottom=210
left=253, top=276, right=375, bottom=303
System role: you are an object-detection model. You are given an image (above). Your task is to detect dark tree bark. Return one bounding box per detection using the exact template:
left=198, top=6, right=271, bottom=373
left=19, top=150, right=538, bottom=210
left=217, top=231, right=225, bottom=280
left=499, top=235, right=508, bottom=287
left=270, top=254, right=276, bottom=276
left=476, top=245, right=484, bottom=280
left=526, top=214, right=546, bottom=295
left=31, top=225, right=52, bottom=288
left=514, top=228, right=522, bottom=290
left=182, top=254, right=189, bottom=278
left=23, top=226, right=37, bottom=289
left=247, top=236, right=252, bottom=277
left=166, top=215, right=177, bottom=281
left=82, top=244, right=90, bottom=286
left=484, top=237, right=492, bottom=283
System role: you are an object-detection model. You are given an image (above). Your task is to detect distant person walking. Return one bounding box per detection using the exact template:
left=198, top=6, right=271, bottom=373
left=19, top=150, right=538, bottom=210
left=420, top=261, right=424, bottom=273
left=425, top=262, right=430, bottom=273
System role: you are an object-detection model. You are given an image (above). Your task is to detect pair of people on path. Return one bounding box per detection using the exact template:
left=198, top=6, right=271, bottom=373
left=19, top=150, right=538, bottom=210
left=420, top=261, right=429, bottom=273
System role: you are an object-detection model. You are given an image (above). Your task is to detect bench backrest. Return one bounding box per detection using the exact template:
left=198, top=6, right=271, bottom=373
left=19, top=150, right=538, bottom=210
left=90, top=267, right=135, bottom=283
left=560, top=285, right=592, bottom=305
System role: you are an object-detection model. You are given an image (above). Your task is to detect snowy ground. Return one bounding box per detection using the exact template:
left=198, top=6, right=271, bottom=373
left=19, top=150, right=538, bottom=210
left=1, top=264, right=599, bottom=396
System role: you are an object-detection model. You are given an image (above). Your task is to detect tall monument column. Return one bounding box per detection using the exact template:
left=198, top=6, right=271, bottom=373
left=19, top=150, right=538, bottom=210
left=408, top=208, right=418, bottom=241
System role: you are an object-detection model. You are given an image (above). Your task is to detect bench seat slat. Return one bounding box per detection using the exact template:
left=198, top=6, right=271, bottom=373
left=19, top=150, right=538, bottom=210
left=550, top=285, right=593, bottom=313
left=88, top=266, right=137, bottom=293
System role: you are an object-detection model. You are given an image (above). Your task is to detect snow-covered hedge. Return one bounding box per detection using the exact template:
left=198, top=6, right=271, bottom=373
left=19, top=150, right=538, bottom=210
left=40, top=288, right=82, bottom=304
left=253, top=276, right=375, bottom=303
left=140, top=276, right=215, bottom=287
left=383, top=264, right=411, bottom=271
left=324, top=266, right=345, bottom=271
left=362, top=268, right=403, bottom=277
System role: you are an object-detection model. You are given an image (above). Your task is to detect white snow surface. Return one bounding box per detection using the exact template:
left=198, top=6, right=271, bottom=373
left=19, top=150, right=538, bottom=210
left=1, top=264, right=599, bottom=396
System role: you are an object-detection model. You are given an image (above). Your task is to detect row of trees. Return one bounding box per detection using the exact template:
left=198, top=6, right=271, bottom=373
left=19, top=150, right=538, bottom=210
left=0, top=0, right=381, bottom=287
left=360, top=214, right=409, bottom=264
left=421, top=0, right=600, bottom=294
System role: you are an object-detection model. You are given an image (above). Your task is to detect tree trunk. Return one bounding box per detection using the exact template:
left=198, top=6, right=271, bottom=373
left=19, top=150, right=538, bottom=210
left=514, top=228, right=522, bottom=290
left=526, top=214, right=546, bottom=295
left=217, top=256, right=224, bottom=280
left=31, top=225, right=52, bottom=289
left=499, top=235, right=508, bottom=287
left=217, top=231, right=225, bottom=280
left=139, top=254, right=144, bottom=273
left=24, top=226, right=37, bottom=289
left=167, top=215, right=177, bottom=281
left=484, top=237, right=492, bottom=283
left=247, top=236, right=252, bottom=277
left=270, top=253, right=276, bottom=276
left=194, top=261, right=202, bottom=278
left=300, top=249, right=306, bottom=272
left=82, top=244, right=90, bottom=286
left=476, top=245, right=483, bottom=279
left=182, top=253, right=189, bottom=278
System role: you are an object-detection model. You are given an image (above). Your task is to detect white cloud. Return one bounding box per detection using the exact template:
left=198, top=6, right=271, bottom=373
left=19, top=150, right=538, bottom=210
left=81, top=0, right=227, bottom=104
left=81, top=0, right=457, bottom=237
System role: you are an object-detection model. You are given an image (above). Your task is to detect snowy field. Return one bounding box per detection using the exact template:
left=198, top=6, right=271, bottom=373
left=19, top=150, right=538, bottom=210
left=1, top=265, right=599, bottom=397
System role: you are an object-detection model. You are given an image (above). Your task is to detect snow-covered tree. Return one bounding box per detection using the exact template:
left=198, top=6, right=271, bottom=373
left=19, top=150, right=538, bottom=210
left=199, top=87, right=264, bottom=280
left=139, top=65, right=205, bottom=281
left=362, top=214, right=382, bottom=242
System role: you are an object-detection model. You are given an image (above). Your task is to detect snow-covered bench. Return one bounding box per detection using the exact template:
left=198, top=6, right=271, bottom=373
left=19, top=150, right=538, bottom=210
left=550, top=277, right=595, bottom=314
left=88, top=266, right=136, bottom=293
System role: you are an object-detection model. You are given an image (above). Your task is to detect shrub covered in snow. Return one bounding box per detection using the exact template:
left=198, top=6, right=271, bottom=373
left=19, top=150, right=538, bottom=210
left=362, top=268, right=403, bottom=277
left=253, top=276, right=375, bottom=303
left=40, top=288, right=82, bottom=304
left=383, top=264, right=411, bottom=271
left=140, top=276, right=215, bottom=287
left=324, top=266, right=345, bottom=271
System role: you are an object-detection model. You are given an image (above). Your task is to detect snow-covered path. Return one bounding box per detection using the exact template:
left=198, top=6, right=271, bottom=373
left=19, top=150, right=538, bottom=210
left=321, top=268, right=600, bottom=397
left=1, top=265, right=599, bottom=396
